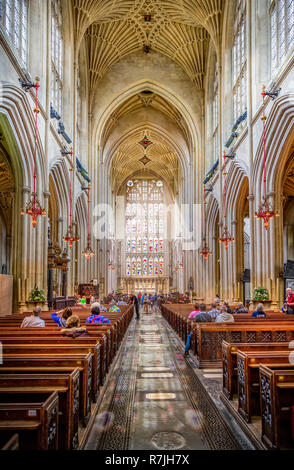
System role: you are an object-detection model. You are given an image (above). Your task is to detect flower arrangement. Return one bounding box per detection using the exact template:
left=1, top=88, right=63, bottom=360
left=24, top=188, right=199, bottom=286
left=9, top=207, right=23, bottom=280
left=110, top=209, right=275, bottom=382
left=253, top=287, right=269, bottom=301
left=28, top=285, right=46, bottom=302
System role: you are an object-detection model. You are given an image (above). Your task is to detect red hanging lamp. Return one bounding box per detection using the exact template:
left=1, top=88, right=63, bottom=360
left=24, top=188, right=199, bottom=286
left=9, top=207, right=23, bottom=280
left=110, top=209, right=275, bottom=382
left=63, top=149, right=80, bottom=249
left=219, top=153, right=234, bottom=249
left=200, top=186, right=212, bottom=260
left=20, top=77, right=46, bottom=227
left=82, top=184, right=95, bottom=260
left=255, top=86, right=279, bottom=229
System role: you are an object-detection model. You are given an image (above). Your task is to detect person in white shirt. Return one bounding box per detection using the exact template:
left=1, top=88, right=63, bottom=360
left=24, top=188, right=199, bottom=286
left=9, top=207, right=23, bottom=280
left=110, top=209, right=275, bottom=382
left=215, top=306, right=235, bottom=323
left=21, top=306, right=45, bottom=328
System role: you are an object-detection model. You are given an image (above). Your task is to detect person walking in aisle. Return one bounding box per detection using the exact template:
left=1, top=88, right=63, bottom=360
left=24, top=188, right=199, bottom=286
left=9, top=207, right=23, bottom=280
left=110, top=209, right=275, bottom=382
left=130, top=293, right=140, bottom=319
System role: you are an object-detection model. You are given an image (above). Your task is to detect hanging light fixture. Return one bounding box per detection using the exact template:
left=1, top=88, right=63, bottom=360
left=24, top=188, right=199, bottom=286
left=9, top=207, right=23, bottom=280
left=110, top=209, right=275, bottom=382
left=63, top=149, right=80, bottom=249
left=20, top=77, right=46, bottom=227
left=200, top=187, right=212, bottom=260
left=219, top=153, right=234, bottom=249
left=255, top=85, right=279, bottom=229
left=82, top=184, right=95, bottom=260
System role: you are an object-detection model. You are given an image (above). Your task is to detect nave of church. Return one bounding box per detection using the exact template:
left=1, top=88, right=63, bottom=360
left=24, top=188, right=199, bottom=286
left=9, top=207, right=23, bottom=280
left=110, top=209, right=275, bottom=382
left=0, top=0, right=294, bottom=454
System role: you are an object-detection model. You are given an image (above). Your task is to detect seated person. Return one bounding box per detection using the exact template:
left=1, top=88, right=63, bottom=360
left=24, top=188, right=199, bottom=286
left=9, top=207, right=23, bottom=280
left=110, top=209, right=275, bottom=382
left=51, top=307, right=72, bottom=327
left=61, top=315, right=89, bottom=337
left=188, top=303, right=200, bottom=319
left=98, top=301, right=108, bottom=312
left=21, top=306, right=45, bottom=328
left=90, top=295, right=95, bottom=305
left=235, top=302, right=248, bottom=313
left=214, top=294, right=220, bottom=305
left=252, top=303, right=267, bottom=318
left=224, top=301, right=233, bottom=314
left=86, top=305, right=111, bottom=324
left=194, top=304, right=212, bottom=323
left=284, top=287, right=294, bottom=314
left=208, top=303, right=219, bottom=319
left=215, top=306, right=235, bottom=323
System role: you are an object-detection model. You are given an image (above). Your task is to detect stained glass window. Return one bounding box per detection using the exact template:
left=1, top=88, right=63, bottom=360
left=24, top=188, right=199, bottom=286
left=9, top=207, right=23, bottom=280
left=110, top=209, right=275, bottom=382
left=270, top=0, right=294, bottom=74
left=232, top=0, right=247, bottom=127
left=0, top=0, right=28, bottom=66
left=51, top=0, right=63, bottom=116
left=125, top=179, right=165, bottom=276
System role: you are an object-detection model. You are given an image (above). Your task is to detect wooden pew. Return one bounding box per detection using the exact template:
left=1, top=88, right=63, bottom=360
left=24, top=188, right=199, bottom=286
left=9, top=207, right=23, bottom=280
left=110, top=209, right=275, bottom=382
left=1, top=353, right=92, bottom=425
left=260, top=364, right=294, bottom=449
left=193, top=324, right=294, bottom=368
left=236, top=350, right=292, bottom=422
left=0, top=337, right=103, bottom=394
left=222, top=341, right=291, bottom=399
left=1, top=344, right=99, bottom=402
left=0, top=391, right=59, bottom=450
left=0, top=327, right=110, bottom=384
left=0, top=369, right=79, bottom=450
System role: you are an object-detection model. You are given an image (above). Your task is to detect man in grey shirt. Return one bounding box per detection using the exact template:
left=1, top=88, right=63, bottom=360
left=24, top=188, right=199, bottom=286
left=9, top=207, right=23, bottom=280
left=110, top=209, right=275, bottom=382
left=21, top=306, right=45, bottom=328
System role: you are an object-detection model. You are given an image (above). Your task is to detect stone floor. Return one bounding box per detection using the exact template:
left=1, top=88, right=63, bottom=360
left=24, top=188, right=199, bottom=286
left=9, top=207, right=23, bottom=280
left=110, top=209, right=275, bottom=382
left=85, top=309, right=253, bottom=450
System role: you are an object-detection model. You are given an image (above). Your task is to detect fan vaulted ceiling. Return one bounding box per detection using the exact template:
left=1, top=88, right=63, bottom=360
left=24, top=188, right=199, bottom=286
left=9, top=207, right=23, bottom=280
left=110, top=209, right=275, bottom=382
left=110, top=128, right=181, bottom=195
left=72, top=1, right=225, bottom=194
left=73, top=0, right=224, bottom=93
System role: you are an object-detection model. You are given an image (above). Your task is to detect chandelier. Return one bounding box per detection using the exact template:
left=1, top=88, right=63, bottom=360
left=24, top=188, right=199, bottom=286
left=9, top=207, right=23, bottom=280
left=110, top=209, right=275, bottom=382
left=63, top=149, right=79, bottom=249
left=200, top=187, right=212, bottom=260
left=82, top=184, right=95, bottom=260
left=255, top=86, right=279, bottom=229
left=20, top=77, right=46, bottom=227
left=219, top=153, right=234, bottom=249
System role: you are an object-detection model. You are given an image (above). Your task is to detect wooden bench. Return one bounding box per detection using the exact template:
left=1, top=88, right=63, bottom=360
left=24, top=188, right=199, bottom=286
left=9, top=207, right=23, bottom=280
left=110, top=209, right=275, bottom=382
left=192, top=324, right=294, bottom=368
left=1, top=353, right=92, bottom=425
left=236, top=350, right=293, bottom=422
left=1, top=344, right=99, bottom=402
left=0, top=391, right=59, bottom=450
left=0, top=336, right=104, bottom=391
left=222, top=341, right=291, bottom=399
left=0, top=369, right=79, bottom=449
left=260, top=364, right=294, bottom=449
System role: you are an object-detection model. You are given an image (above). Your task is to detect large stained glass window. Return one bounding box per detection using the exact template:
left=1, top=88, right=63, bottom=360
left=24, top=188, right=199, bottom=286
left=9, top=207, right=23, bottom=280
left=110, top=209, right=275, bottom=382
left=0, top=0, right=28, bottom=66
left=270, top=0, right=294, bottom=74
left=125, top=179, right=165, bottom=277
left=232, top=0, right=247, bottom=126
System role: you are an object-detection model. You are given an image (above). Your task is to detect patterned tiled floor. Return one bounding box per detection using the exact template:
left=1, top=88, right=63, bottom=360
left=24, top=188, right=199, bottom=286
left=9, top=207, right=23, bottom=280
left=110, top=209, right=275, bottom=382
left=85, top=310, right=246, bottom=450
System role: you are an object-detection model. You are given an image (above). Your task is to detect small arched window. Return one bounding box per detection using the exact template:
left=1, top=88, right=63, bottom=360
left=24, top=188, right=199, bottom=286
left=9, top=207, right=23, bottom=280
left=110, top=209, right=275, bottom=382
left=0, top=0, right=28, bottom=66
left=232, top=0, right=247, bottom=126
left=51, top=0, right=63, bottom=115
left=270, top=0, right=294, bottom=75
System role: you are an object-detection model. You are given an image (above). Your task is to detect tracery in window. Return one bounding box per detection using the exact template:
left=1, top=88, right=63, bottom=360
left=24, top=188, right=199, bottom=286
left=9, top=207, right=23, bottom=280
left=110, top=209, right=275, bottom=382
left=51, top=0, right=63, bottom=116
left=125, top=179, right=165, bottom=277
left=0, top=0, right=28, bottom=65
left=270, top=0, right=294, bottom=74
left=232, top=0, right=247, bottom=126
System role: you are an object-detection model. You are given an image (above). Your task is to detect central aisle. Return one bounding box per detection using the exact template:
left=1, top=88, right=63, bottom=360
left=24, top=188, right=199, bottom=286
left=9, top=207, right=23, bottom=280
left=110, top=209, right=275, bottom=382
left=85, top=310, right=242, bottom=450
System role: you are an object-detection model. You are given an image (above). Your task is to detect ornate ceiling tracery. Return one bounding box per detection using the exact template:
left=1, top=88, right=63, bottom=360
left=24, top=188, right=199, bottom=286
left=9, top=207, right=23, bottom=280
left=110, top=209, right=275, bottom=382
left=110, top=128, right=181, bottom=194
left=86, top=3, right=210, bottom=95
left=72, top=1, right=224, bottom=195
left=101, top=91, right=191, bottom=149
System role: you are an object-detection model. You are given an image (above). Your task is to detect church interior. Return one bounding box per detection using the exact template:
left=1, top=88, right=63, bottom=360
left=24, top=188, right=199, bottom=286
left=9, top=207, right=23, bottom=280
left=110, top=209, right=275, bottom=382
left=0, top=0, right=294, bottom=453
